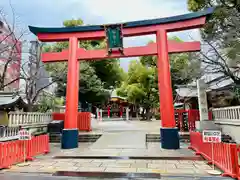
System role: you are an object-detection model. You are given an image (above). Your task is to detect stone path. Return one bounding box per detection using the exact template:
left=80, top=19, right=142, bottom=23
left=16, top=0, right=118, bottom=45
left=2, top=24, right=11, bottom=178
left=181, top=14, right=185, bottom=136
left=2, top=142, right=220, bottom=177
left=91, top=132, right=146, bottom=149
left=0, top=121, right=227, bottom=179
left=52, top=143, right=195, bottom=157
left=4, top=158, right=215, bottom=175
left=86, top=120, right=161, bottom=134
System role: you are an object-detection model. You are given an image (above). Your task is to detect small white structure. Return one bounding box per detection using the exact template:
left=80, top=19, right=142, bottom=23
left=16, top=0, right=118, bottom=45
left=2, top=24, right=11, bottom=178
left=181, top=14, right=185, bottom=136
left=197, top=79, right=209, bottom=121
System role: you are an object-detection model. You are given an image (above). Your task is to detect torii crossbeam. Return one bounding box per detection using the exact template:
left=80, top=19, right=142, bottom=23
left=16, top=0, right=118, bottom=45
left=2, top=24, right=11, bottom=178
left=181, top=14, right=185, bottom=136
left=29, top=7, right=214, bottom=150
left=41, top=41, right=200, bottom=62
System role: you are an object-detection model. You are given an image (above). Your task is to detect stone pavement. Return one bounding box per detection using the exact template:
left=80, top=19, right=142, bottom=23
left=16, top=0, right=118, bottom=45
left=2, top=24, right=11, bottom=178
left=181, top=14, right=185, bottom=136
left=3, top=158, right=217, bottom=175
left=51, top=142, right=194, bottom=157
left=91, top=131, right=146, bottom=149
left=0, top=121, right=226, bottom=179
left=2, top=142, right=220, bottom=177
left=83, top=120, right=161, bottom=134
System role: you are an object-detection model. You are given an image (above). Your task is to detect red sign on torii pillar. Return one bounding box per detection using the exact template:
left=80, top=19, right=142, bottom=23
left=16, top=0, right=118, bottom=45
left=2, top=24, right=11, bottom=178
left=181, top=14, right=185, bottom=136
left=29, top=8, right=213, bottom=149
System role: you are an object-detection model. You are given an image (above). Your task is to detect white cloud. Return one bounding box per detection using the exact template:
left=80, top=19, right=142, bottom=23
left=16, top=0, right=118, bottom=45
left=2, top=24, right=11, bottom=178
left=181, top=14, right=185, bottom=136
left=80, top=0, right=186, bottom=23
left=1, top=0, right=202, bottom=71
left=78, top=0, right=202, bottom=71
left=79, top=0, right=201, bottom=45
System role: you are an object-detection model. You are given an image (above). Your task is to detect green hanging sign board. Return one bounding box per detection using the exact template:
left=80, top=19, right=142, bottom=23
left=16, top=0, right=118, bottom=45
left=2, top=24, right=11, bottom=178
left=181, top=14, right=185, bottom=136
left=105, top=24, right=123, bottom=54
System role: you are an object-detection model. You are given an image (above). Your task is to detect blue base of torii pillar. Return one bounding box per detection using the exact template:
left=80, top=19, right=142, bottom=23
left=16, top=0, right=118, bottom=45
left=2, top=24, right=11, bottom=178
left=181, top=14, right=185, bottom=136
left=61, top=129, right=78, bottom=149
left=160, top=127, right=180, bottom=149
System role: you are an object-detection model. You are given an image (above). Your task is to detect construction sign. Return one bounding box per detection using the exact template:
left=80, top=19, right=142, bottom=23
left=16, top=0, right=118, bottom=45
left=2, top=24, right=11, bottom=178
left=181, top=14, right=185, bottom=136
left=18, top=129, right=31, bottom=140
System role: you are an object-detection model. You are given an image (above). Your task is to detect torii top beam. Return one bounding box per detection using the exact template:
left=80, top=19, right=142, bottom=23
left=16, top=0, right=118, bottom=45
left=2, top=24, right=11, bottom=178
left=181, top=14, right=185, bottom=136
left=29, top=8, right=214, bottom=42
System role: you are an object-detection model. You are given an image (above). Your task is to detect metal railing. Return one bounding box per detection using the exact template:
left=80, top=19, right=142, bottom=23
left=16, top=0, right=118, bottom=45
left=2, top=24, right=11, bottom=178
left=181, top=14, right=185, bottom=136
left=212, top=106, right=240, bottom=124
left=8, top=111, right=52, bottom=127
left=0, top=126, right=19, bottom=141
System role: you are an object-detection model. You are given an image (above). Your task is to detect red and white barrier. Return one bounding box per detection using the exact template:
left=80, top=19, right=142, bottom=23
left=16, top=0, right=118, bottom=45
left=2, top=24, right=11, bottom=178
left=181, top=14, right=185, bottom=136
left=0, top=134, right=49, bottom=169
left=77, top=112, right=91, bottom=131
left=189, top=132, right=239, bottom=179
left=52, top=112, right=92, bottom=131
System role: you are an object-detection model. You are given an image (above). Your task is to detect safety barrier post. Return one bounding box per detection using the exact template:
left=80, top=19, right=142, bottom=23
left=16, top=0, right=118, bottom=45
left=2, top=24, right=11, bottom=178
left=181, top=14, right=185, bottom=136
left=77, top=112, right=91, bottom=132
left=26, top=138, right=34, bottom=161
left=189, top=132, right=240, bottom=179
left=44, top=135, right=50, bottom=154
left=0, top=134, right=50, bottom=169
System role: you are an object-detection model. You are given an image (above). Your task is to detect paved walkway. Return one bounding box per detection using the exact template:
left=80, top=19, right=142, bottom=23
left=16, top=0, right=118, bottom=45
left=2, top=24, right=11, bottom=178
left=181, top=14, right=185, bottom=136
left=1, top=120, right=226, bottom=179
left=2, top=142, right=219, bottom=177
left=83, top=120, right=161, bottom=134
left=52, top=143, right=195, bottom=157
left=3, top=158, right=217, bottom=175
left=91, top=132, right=146, bottom=149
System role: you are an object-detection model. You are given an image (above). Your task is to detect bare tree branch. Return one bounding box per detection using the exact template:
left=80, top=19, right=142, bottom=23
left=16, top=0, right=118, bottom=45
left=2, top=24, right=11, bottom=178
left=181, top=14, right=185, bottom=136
left=0, top=2, right=28, bottom=90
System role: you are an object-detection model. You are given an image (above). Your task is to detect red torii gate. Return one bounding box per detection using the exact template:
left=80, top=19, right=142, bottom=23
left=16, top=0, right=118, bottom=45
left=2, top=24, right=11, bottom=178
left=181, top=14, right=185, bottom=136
left=29, top=8, right=213, bottom=149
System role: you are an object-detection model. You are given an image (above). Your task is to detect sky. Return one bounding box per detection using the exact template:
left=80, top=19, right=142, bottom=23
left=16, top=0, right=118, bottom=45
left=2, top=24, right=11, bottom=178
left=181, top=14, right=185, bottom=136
left=0, top=0, right=201, bottom=71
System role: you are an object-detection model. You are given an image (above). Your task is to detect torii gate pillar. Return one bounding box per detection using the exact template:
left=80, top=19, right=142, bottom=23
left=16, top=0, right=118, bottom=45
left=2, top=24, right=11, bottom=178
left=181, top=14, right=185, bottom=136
left=61, top=37, right=79, bottom=149
left=157, top=30, right=179, bottom=149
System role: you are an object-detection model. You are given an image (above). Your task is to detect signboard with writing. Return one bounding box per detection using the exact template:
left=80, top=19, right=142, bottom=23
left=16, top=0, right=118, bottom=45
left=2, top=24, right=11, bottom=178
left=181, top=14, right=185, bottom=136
left=203, top=130, right=221, bottom=143
left=105, top=24, right=123, bottom=54
left=18, top=129, right=31, bottom=140
left=197, top=79, right=209, bottom=121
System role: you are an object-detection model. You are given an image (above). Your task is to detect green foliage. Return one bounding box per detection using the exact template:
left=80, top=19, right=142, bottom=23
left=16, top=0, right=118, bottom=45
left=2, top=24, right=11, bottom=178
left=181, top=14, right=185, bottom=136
left=117, top=60, right=159, bottom=109
left=154, top=112, right=160, bottom=120
left=37, top=96, right=64, bottom=112
left=63, top=19, right=84, bottom=27
left=233, top=86, right=240, bottom=101
left=118, top=37, right=200, bottom=119
left=140, top=37, right=201, bottom=90
left=188, top=0, right=240, bottom=73
left=43, top=19, right=124, bottom=105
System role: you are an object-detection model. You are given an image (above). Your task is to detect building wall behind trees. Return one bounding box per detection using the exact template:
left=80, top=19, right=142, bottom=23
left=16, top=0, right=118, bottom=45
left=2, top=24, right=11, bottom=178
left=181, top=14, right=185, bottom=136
left=0, top=20, right=21, bottom=91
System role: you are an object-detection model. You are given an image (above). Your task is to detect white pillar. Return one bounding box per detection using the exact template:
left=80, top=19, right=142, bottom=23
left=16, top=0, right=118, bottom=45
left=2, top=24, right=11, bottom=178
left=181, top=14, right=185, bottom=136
left=196, top=79, right=219, bottom=130
left=96, top=108, right=99, bottom=121
left=100, top=109, right=103, bottom=121
left=126, top=107, right=129, bottom=121
left=197, top=79, right=208, bottom=121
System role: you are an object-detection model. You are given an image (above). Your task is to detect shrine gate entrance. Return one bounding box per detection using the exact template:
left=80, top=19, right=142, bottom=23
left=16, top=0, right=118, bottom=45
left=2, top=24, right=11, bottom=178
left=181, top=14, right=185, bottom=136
left=29, top=8, right=213, bottom=150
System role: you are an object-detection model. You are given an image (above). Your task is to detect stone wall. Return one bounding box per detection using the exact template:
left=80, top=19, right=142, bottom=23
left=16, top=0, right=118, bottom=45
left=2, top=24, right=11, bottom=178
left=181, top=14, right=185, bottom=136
left=215, top=123, right=240, bottom=143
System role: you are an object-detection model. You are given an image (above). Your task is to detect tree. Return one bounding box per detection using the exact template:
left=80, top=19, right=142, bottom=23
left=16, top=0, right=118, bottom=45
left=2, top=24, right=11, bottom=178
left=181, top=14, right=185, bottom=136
left=140, top=37, right=201, bottom=93
left=188, top=0, right=240, bottom=85
left=0, top=2, right=62, bottom=112
left=0, top=3, right=27, bottom=90
left=117, top=37, right=200, bottom=119
left=18, top=41, right=65, bottom=111
left=44, top=19, right=124, bottom=106
left=117, top=60, right=159, bottom=120
left=36, top=96, right=64, bottom=113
